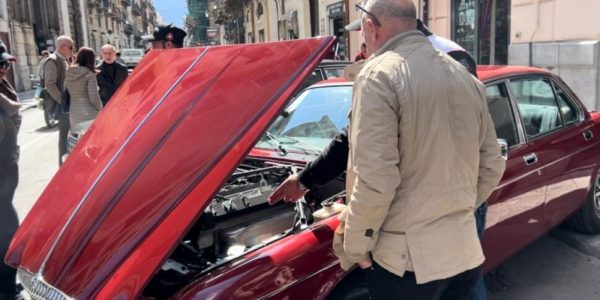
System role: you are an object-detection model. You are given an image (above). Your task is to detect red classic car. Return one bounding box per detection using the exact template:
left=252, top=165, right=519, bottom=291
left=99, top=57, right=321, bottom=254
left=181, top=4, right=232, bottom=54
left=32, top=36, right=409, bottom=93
left=6, top=37, right=600, bottom=300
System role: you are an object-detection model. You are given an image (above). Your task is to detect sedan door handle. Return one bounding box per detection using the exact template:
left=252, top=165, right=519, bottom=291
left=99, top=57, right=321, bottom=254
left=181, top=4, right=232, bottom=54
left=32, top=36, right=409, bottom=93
left=583, top=129, right=594, bottom=141
left=523, top=153, right=538, bottom=166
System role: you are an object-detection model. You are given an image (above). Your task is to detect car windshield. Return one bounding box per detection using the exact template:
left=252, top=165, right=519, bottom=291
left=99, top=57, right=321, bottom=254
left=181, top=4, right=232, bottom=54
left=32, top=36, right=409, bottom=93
left=257, top=85, right=352, bottom=153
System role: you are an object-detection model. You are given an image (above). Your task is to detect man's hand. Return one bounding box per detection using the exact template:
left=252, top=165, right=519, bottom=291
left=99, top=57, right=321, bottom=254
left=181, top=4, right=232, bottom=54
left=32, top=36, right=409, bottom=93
left=358, top=258, right=373, bottom=270
left=268, top=174, right=308, bottom=205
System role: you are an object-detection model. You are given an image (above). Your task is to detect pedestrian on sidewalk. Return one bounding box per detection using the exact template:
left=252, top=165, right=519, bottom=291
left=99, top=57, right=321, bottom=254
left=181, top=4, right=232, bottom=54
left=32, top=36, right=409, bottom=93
left=66, top=47, right=102, bottom=128
left=354, top=43, right=368, bottom=61
left=0, top=39, right=21, bottom=300
left=43, top=35, right=73, bottom=166
left=97, top=44, right=128, bottom=106
left=115, top=51, right=126, bottom=65
left=36, top=50, right=50, bottom=81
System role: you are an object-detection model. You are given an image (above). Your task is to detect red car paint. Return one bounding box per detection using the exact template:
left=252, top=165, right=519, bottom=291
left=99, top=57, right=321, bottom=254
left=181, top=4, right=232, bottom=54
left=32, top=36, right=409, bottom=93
left=6, top=50, right=600, bottom=299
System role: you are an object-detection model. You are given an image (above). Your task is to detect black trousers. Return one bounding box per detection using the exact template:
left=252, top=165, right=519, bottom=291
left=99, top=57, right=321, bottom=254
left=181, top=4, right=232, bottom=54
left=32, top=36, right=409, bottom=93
left=57, top=107, right=70, bottom=166
left=365, top=261, right=481, bottom=300
left=0, top=162, right=18, bottom=293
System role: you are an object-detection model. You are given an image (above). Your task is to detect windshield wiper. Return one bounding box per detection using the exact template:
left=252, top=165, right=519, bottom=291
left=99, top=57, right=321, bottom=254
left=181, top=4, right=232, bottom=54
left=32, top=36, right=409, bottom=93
left=263, top=132, right=320, bottom=155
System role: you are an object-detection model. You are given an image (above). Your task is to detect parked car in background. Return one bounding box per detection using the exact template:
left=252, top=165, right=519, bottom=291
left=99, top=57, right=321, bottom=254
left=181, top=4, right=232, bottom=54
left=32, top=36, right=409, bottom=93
left=120, top=48, right=145, bottom=68
left=6, top=38, right=600, bottom=300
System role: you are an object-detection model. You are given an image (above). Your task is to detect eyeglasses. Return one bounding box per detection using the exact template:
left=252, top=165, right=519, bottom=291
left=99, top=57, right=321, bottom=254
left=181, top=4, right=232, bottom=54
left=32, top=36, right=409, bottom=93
left=356, top=3, right=382, bottom=27
left=0, top=61, right=12, bottom=69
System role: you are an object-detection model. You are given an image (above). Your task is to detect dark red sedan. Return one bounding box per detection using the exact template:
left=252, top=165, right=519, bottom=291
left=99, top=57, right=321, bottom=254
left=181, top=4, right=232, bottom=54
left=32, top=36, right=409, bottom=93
left=6, top=37, right=600, bottom=299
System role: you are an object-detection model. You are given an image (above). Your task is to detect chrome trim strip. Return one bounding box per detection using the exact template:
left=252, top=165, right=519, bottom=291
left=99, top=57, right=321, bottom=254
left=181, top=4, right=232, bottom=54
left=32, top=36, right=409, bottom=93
left=494, top=142, right=596, bottom=190
left=39, top=48, right=210, bottom=275
left=258, top=260, right=341, bottom=299
left=502, top=78, right=528, bottom=145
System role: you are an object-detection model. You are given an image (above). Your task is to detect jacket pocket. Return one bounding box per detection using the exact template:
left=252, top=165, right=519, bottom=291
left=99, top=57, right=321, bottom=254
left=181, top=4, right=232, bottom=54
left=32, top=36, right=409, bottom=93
left=371, top=230, right=410, bottom=277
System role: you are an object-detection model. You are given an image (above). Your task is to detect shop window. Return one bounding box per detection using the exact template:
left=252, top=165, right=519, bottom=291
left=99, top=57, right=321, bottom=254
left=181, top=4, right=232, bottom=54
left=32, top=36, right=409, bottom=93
left=452, top=0, right=510, bottom=65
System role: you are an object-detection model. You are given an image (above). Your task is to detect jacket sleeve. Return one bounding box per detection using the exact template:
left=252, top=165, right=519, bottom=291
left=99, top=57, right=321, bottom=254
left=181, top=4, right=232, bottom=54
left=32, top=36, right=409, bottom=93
left=343, top=67, right=401, bottom=264
left=298, top=128, right=348, bottom=189
left=44, top=59, right=62, bottom=104
left=87, top=74, right=103, bottom=111
left=475, top=82, right=505, bottom=207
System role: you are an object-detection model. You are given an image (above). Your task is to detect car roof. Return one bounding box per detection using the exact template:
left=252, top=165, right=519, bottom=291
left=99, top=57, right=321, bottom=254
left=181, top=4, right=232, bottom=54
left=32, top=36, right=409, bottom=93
left=308, top=65, right=553, bottom=89
left=476, top=65, right=552, bottom=82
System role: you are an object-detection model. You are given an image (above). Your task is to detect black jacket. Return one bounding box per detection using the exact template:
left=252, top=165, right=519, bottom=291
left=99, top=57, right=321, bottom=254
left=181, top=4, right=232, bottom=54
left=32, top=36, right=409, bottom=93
left=97, top=61, right=128, bottom=105
left=0, top=80, right=20, bottom=165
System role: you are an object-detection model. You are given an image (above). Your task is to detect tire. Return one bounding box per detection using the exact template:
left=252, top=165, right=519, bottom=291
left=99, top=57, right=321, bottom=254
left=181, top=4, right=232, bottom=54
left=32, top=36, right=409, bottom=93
left=327, top=269, right=370, bottom=300
left=565, top=172, right=600, bottom=233
left=43, top=98, right=58, bottom=128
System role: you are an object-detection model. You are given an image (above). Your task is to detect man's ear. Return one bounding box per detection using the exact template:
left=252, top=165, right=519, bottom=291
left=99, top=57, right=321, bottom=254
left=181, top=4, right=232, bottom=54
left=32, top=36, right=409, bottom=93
left=364, top=18, right=377, bottom=37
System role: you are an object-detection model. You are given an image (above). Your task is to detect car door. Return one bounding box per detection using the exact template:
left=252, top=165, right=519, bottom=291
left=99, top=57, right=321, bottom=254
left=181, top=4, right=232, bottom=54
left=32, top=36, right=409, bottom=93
left=481, top=79, right=547, bottom=270
left=533, top=76, right=599, bottom=227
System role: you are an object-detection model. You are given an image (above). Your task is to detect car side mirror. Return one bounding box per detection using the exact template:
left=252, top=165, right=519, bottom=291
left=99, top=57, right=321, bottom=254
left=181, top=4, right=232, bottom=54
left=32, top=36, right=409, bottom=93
left=497, top=138, right=509, bottom=160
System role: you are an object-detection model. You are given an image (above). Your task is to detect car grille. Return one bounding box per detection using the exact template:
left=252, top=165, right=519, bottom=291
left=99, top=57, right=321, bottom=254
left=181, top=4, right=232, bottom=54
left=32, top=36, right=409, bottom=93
left=17, top=269, right=72, bottom=300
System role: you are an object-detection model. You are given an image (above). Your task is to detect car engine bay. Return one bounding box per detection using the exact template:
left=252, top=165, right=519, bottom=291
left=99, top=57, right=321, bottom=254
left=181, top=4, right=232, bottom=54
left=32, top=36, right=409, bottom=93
left=143, top=157, right=345, bottom=299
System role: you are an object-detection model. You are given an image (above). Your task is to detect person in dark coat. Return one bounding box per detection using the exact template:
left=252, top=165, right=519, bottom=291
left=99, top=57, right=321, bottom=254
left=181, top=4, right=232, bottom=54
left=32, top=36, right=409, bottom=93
left=0, top=39, right=21, bottom=300
left=97, top=44, right=128, bottom=106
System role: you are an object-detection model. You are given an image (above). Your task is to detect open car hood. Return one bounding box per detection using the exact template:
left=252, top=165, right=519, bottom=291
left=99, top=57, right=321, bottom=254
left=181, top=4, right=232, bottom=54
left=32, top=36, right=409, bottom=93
left=7, top=37, right=335, bottom=299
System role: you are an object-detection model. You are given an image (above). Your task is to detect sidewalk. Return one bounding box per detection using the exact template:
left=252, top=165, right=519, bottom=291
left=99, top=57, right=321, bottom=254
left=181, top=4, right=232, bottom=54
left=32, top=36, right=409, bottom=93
left=18, top=89, right=38, bottom=112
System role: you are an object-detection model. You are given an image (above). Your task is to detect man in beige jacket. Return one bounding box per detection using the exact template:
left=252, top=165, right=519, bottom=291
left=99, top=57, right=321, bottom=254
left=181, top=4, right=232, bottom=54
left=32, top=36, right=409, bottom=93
left=43, top=36, right=73, bottom=165
left=333, top=0, right=505, bottom=299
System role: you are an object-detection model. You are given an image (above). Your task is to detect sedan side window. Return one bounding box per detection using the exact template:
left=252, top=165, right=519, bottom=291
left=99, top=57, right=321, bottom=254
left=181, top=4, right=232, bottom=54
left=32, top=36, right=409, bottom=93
left=511, top=78, right=563, bottom=139
left=553, top=82, right=580, bottom=125
left=486, top=83, right=519, bottom=146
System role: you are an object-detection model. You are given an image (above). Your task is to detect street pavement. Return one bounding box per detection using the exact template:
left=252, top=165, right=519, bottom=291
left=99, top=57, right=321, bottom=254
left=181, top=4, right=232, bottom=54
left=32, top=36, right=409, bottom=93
left=11, top=90, right=600, bottom=299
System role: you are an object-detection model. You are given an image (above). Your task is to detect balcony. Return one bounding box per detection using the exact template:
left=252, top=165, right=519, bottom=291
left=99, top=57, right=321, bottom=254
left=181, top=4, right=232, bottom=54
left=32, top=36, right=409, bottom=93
left=132, top=3, right=142, bottom=16
left=121, top=0, right=131, bottom=6
left=112, top=7, right=121, bottom=20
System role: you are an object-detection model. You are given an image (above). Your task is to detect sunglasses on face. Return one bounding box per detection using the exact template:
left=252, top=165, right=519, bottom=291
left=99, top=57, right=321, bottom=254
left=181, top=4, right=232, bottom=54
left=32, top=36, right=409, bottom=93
left=356, top=3, right=382, bottom=27
left=0, top=61, right=12, bottom=69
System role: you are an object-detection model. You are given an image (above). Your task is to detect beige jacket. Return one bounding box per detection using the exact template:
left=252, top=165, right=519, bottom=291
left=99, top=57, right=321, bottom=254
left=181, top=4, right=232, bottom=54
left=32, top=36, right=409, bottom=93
left=65, top=66, right=102, bottom=126
left=333, top=31, right=505, bottom=284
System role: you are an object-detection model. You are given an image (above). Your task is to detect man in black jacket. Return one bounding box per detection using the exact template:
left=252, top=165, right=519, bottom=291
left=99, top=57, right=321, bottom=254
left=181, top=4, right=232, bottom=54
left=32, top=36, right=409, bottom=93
left=0, top=40, right=21, bottom=300
left=97, top=44, right=128, bottom=106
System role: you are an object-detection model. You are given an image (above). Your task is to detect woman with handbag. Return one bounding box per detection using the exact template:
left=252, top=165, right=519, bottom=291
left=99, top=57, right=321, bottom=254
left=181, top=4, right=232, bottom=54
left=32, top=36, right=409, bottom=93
left=65, top=47, right=102, bottom=128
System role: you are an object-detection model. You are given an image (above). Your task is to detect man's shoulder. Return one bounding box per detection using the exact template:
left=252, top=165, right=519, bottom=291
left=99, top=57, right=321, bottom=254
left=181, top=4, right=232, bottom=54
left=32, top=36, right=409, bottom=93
left=358, top=52, right=406, bottom=80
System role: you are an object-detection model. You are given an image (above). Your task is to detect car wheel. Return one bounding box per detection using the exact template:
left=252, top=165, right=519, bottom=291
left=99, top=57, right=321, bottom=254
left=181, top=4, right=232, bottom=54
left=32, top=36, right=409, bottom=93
left=327, top=269, right=370, bottom=300
left=565, top=172, right=600, bottom=233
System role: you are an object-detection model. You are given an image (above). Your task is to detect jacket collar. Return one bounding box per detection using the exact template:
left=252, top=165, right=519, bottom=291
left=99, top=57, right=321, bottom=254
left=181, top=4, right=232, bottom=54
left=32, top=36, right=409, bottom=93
left=374, top=30, right=426, bottom=56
